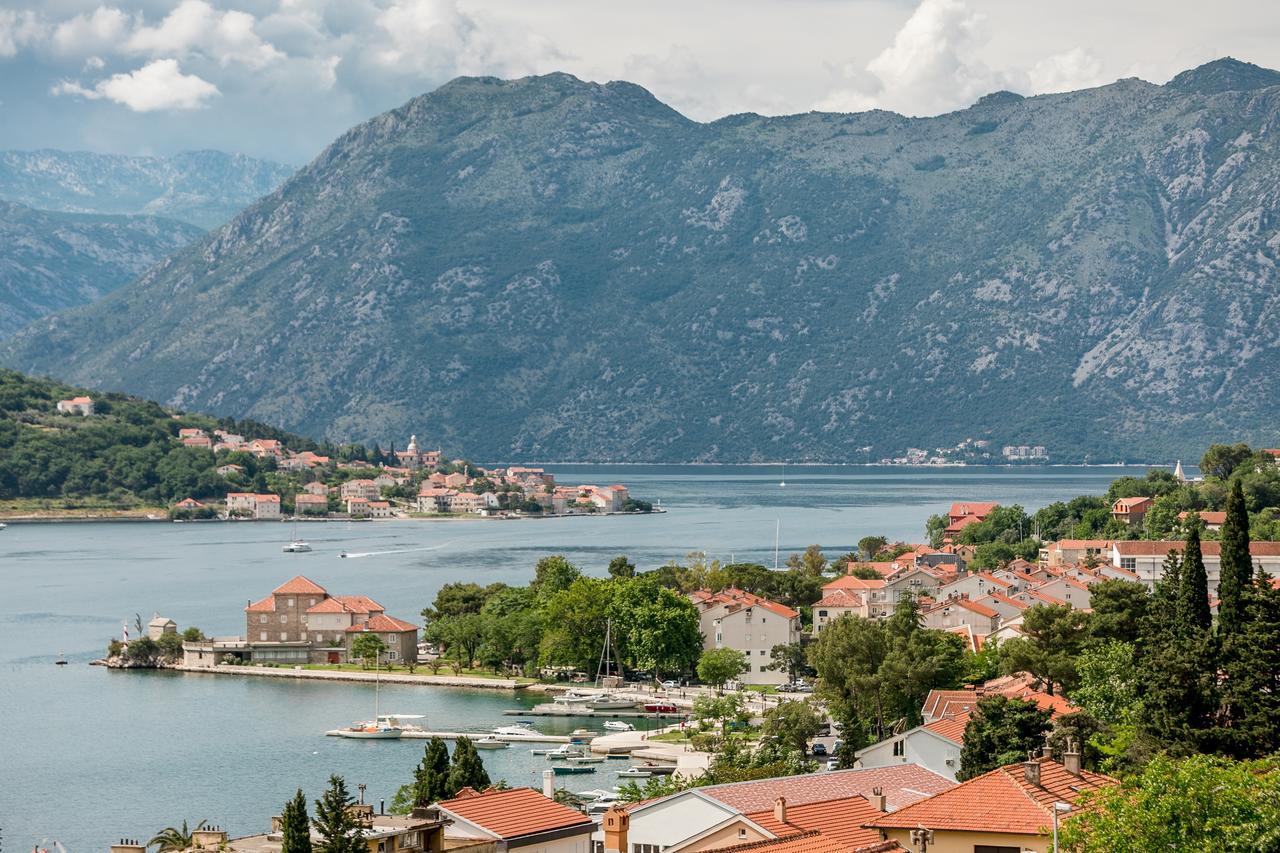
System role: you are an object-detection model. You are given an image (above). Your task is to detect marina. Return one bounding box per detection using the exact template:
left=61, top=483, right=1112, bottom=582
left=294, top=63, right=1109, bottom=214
left=323, top=728, right=572, bottom=743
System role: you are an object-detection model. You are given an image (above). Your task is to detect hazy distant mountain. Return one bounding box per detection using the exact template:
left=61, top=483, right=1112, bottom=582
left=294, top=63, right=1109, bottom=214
left=0, top=149, right=293, bottom=229
left=6, top=58, right=1280, bottom=462
left=0, top=201, right=200, bottom=337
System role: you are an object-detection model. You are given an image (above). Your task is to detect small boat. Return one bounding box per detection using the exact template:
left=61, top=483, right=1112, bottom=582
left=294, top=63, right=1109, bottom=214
left=0, top=522, right=7, bottom=530
left=637, top=764, right=677, bottom=776
left=603, top=720, right=634, bottom=732
left=339, top=551, right=349, bottom=559
left=282, top=540, right=312, bottom=553
left=492, top=723, right=539, bottom=737
left=55, top=653, right=68, bottom=666
left=585, top=693, right=637, bottom=710
left=616, top=768, right=653, bottom=778
left=553, top=765, right=597, bottom=775
left=605, top=753, right=631, bottom=760
left=544, top=744, right=585, bottom=760
left=336, top=723, right=403, bottom=739
left=530, top=746, right=565, bottom=755
left=644, top=703, right=679, bottom=714
left=475, top=737, right=509, bottom=750
left=567, top=755, right=605, bottom=764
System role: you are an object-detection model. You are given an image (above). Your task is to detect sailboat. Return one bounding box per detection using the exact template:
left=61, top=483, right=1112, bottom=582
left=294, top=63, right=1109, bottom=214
left=282, top=492, right=312, bottom=552
left=779, top=464, right=786, bottom=488
left=582, top=618, right=637, bottom=710
left=336, top=651, right=404, bottom=738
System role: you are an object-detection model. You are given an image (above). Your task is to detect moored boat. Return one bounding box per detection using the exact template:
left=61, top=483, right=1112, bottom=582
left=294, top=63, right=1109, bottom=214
left=282, top=540, right=312, bottom=553
left=603, top=720, right=634, bottom=732
left=616, top=768, right=653, bottom=778
left=475, top=737, right=510, bottom=749
left=553, top=765, right=597, bottom=775
left=566, top=754, right=605, bottom=764
left=644, top=702, right=679, bottom=714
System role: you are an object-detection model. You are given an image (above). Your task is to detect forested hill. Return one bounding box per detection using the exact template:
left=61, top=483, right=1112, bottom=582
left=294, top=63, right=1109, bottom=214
left=8, top=59, right=1280, bottom=462
left=0, top=370, right=330, bottom=509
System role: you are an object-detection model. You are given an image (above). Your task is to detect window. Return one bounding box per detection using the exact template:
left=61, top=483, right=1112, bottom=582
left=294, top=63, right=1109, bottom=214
left=287, top=598, right=295, bottom=607
left=260, top=615, right=268, bottom=624
left=738, top=830, right=748, bottom=839
left=591, top=842, right=604, bottom=853
left=818, top=610, right=828, bottom=618
left=893, top=740, right=905, bottom=757
left=259, top=632, right=267, bottom=641
left=1121, top=557, right=1136, bottom=570
left=309, top=598, right=317, bottom=607
left=280, top=632, right=288, bottom=641
left=633, top=844, right=661, bottom=853
left=315, top=633, right=323, bottom=643
left=402, top=832, right=419, bottom=849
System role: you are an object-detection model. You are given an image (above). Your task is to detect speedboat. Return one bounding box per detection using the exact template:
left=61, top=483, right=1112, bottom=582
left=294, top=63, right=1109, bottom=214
left=603, top=720, right=634, bottom=732
left=584, top=792, right=624, bottom=814
left=544, top=744, right=585, bottom=760
left=475, top=737, right=510, bottom=750
left=585, top=693, right=637, bottom=710
left=552, top=690, right=594, bottom=706
left=492, top=722, right=539, bottom=737
left=283, top=540, right=312, bottom=553
left=567, top=755, right=605, bottom=764
left=616, top=768, right=653, bottom=778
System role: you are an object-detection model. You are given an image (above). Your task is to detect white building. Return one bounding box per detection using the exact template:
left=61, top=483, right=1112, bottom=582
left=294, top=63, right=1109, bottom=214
left=1108, top=540, right=1280, bottom=595
left=56, top=396, right=94, bottom=416
left=853, top=717, right=966, bottom=782
left=689, top=588, right=801, bottom=685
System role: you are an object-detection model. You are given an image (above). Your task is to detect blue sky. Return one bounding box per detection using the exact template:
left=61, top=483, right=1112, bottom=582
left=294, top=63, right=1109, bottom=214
left=2, top=0, right=1279, bottom=165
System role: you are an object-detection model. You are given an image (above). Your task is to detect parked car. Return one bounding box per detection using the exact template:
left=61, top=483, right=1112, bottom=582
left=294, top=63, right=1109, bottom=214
left=661, top=679, right=679, bottom=690
left=810, top=742, right=828, bottom=757
left=826, top=760, right=839, bottom=771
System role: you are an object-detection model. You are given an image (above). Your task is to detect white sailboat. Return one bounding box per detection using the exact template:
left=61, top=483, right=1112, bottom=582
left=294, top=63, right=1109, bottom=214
left=583, top=618, right=637, bottom=709
left=282, top=492, right=311, bottom=552
left=335, top=651, right=404, bottom=739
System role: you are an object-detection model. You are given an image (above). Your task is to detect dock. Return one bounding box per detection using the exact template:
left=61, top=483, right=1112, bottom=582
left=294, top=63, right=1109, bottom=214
left=324, top=729, right=570, bottom=743
left=503, top=708, right=688, bottom=719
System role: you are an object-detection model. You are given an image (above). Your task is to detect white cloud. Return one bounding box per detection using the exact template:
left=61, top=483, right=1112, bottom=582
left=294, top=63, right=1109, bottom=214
left=126, top=0, right=283, bottom=68
left=0, top=8, right=45, bottom=58
left=371, top=0, right=560, bottom=79
left=52, top=7, right=132, bottom=56
left=1028, top=47, right=1108, bottom=94
left=53, top=58, right=220, bottom=111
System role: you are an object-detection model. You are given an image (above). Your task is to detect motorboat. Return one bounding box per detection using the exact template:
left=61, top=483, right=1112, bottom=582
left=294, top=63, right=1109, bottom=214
left=282, top=540, right=312, bottom=553
left=0, top=522, right=7, bottom=530
left=335, top=722, right=403, bottom=739
left=475, top=737, right=510, bottom=750
left=616, top=768, right=653, bottom=778
left=492, top=722, right=539, bottom=737
left=603, top=720, right=634, bottom=732
left=566, top=755, right=605, bottom=764
left=568, top=728, right=597, bottom=742
left=584, top=792, right=624, bottom=814
left=636, top=763, right=677, bottom=776
left=585, top=693, right=637, bottom=710
left=543, top=744, right=585, bottom=760
left=55, top=653, right=68, bottom=666
left=553, top=765, right=596, bottom=775
left=551, top=690, right=595, bottom=706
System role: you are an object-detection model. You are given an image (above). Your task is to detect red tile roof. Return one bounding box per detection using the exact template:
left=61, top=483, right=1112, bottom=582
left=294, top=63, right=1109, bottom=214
left=691, top=588, right=800, bottom=620
left=347, top=613, right=418, bottom=633
left=923, top=713, right=969, bottom=744
left=949, top=502, right=998, bottom=519
left=245, top=595, right=275, bottom=613
left=815, top=589, right=863, bottom=608
left=865, top=757, right=1115, bottom=835
left=745, top=795, right=884, bottom=849
left=700, top=765, right=954, bottom=813
left=1179, top=511, right=1227, bottom=525
left=710, top=830, right=850, bottom=853
left=437, top=787, right=592, bottom=839
left=335, top=594, right=383, bottom=614
left=272, top=576, right=327, bottom=595
left=823, top=576, right=886, bottom=592
left=1111, top=540, right=1280, bottom=557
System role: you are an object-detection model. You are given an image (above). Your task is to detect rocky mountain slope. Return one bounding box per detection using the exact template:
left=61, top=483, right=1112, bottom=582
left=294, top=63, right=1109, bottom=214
left=0, top=202, right=201, bottom=337
left=5, top=58, right=1280, bottom=462
left=0, top=149, right=293, bottom=229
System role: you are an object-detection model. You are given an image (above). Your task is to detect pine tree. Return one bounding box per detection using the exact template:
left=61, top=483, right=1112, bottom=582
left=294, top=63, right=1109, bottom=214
left=1219, top=570, right=1280, bottom=759
left=1217, top=479, right=1252, bottom=637
left=281, top=788, right=312, bottom=853
left=412, top=736, right=452, bottom=806
left=446, top=737, right=491, bottom=795
left=312, top=775, right=364, bottom=853
left=1178, top=526, right=1212, bottom=632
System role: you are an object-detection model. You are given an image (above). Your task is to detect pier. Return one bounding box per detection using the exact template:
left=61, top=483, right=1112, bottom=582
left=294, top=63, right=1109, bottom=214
left=503, top=707, right=688, bottom=719
left=324, top=729, right=571, bottom=743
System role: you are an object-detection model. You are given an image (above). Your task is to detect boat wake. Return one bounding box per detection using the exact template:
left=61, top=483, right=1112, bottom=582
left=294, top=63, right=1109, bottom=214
left=340, top=541, right=453, bottom=559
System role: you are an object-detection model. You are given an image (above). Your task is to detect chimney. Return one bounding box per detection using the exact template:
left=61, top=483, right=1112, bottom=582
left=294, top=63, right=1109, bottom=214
left=192, top=828, right=228, bottom=850
left=773, top=796, right=787, bottom=825
left=1064, top=738, right=1082, bottom=776
left=111, top=841, right=146, bottom=853
left=870, top=786, right=887, bottom=812
left=1042, top=743, right=1053, bottom=759
left=1023, top=754, right=1041, bottom=787
left=543, top=769, right=556, bottom=799
left=603, top=804, right=630, bottom=853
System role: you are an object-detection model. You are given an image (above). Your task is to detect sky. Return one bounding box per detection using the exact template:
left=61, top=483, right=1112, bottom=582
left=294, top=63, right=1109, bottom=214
left=1, top=0, right=1279, bottom=165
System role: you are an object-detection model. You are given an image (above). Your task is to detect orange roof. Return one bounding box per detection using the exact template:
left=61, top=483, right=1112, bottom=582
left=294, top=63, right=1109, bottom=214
left=272, top=576, right=327, bottom=595
left=245, top=595, right=275, bottom=613
left=335, top=595, right=383, bottom=614
left=295, top=494, right=327, bottom=503
left=949, top=501, right=997, bottom=518
left=437, top=787, right=592, bottom=839
left=746, top=795, right=883, bottom=849
left=923, top=713, right=969, bottom=744
left=306, top=598, right=349, bottom=614
left=347, top=613, right=418, bottom=633
left=815, top=589, right=863, bottom=609
left=710, top=831, right=849, bottom=853
left=1051, top=539, right=1114, bottom=549
left=700, top=765, right=953, bottom=813
left=943, top=514, right=983, bottom=534
left=1112, top=496, right=1152, bottom=510
left=823, top=575, right=886, bottom=592
left=691, top=588, right=800, bottom=620
left=866, top=757, right=1115, bottom=835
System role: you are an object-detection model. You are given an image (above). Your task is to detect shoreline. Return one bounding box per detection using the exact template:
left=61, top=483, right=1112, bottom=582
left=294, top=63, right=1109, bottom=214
left=0, top=508, right=667, bottom=524
left=162, top=664, right=551, bottom=691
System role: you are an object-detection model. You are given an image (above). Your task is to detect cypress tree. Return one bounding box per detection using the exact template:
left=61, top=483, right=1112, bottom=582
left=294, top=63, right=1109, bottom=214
left=1178, top=525, right=1212, bottom=632
left=1220, top=570, right=1280, bottom=759
left=281, top=788, right=312, bottom=853
left=446, top=736, right=491, bottom=796
left=412, top=736, right=452, bottom=806
left=1217, top=480, right=1252, bottom=637
left=312, top=775, right=364, bottom=853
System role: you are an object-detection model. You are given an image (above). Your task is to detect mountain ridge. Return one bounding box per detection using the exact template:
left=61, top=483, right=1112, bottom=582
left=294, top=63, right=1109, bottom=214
left=5, top=59, right=1280, bottom=463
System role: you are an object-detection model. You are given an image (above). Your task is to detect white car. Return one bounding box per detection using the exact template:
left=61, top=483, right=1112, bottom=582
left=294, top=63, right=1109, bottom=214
left=661, top=680, right=679, bottom=690
left=825, top=760, right=839, bottom=771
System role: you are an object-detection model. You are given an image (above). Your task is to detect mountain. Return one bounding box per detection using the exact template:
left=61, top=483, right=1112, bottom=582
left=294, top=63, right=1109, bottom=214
left=0, top=149, right=294, bottom=229
left=6, top=58, right=1280, bottom=463
left=0, top=201, right=201, bottom=337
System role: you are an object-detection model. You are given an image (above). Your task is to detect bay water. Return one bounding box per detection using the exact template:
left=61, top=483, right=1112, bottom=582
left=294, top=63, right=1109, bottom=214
left=0, top=464, right=1142, bottom=848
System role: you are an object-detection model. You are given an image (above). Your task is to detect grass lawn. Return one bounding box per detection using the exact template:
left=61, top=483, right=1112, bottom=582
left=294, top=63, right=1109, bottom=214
left=299, top=663, right=536, bottom=682
left=0, top=498, right=167, bottom=518
left=647, top=730, right=690, bottom=743
left=742, top=684, right=779, bottom=694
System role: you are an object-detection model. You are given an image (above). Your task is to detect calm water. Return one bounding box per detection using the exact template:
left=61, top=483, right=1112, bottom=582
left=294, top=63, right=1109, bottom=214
left=0, top=464, right=1144, bottom=848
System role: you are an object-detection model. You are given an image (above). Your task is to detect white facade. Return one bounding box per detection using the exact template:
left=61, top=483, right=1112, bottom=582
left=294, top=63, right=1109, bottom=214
left=693, top=591, right=801, bottom=685
left=594, top=790, right=769, bottom=852
left=853, top=727, right=962, bottom=782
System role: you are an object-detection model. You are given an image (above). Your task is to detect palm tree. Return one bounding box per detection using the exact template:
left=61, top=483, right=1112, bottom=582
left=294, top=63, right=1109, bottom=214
left=148, top=820, right=208, bottom=851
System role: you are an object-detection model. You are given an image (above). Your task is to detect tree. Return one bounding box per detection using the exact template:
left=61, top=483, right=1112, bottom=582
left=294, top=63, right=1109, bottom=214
left=350, top=632, right=387, bottom=668
left=312, top=775, right=364, bottom=853
left=697, top=648, right=747, bottom=693
left=998, top=605, right=1089, bottom=695
left=765, top=642, right=809, bottom=683
left=607, top=555, right=636, bottom=578
left=1178, top=525, right=1211, bottom=632
left=281, top=789, right=312, bottom=853
left=1060, top=754, right=1280, bottom=852
left=1069, top=640, right=1138, bottom=724
left=849, top=565, right=885, bottom=580
left=1199, top=443, right=1254, bottom=481
left=1216, top=478, right=1252, bottom=638
left=429, top=612, right=488, bottom=670
left=393, top=736, right=453, bottom=811
left=1047, top=711, right=1108, bottom=772
left=156, top=631, right=184, bottom=661
left=611, top=578, right=704, bottom=679
left=1086, top=580, right=1149, bottom=645
left=424, top=582, right=491, bottom=622
left=1218, top=571, right=1280, bottom=759
left=148, top=820, right=208, bottom=851
left=447, top=736, right=491, bottom=794
left=958, top=696, right=1051, bottom=781
left=857, top=536, right=888, bottom=560
left=181, top=626, right=205, bottom=642
left=530, top=555, right=582, bottom=601
left=761, top=700, right=823, bottom=753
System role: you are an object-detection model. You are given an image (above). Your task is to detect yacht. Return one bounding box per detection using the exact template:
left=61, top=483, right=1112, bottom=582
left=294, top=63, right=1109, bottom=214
left=585, top=693, right=637, bottom=711
left=283, top=540, right=312, bottom=553
left=543, top=744, right=586, bottom=760
left=475, top=737, right=510, bottom=750
left=336, top=721, right=403, bottom=739
left=603, top=720, right=635, bottom=732
left=492, top=723, right=539, bottom=737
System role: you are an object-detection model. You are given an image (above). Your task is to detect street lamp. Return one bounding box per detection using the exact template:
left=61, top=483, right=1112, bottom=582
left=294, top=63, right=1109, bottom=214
left=1052, top=801, right=1072, bottom=852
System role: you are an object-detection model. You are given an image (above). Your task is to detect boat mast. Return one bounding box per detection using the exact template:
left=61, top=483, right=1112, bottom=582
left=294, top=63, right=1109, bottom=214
left=374, top=649, right=381, bottom=721
left=596, top=618, right=612, bottom=686
left=774, top=519, right=780, bottom=570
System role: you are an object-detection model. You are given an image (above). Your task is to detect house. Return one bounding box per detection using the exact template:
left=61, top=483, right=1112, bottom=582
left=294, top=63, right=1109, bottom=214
left=340, top=479, right=380, bottom=502
left=225, top=492, right=281, bottom=520
left=448, top=491, right=491, bottom=514
left=56, top=395, right=94, bottom=415
left=1108, top=540, right=1280, bottom=593
left=146, top=615, right=177, bottom=640
left=690, top=589, right=801, bottom=685
left=881, top=567, right=944, bottom=608
left=936, top=571, right=1012, bottom=601
left=198, top=805, right=446, bottom=853
left=1033, top=576, right=1093, bottom=609
left=216, top=464, right=245, bottom=477
left=853, top=715, right=966, bottom=782
left=173, top=497, right=204, bottom=511
left=246, top=439, right=284, bottom=459
left=295, top=493, right=328, bottom=515
left=1178, top=510, right=1227, bottom=531
left=346, top=614, right=420, bottom=663
left=1039, top=539, right=1114, bottom=567
left=416, top=487, right=453, bottom=513
left=178, top=427, right=206, bottom=439
left=943, top=502, right=997, bottom=543
left=1111, top=496, right=1153, bottom=526
left=302, top=481, right=330, bottom=496
left=921, top=676, right=1075, bottom=723
left=443, top=472, right=470, bottom=490
left=813, top=588, right=866, bottom=634
left=435, top=786, right=594, bottom=852
left=864, top=752, right=1116, bottom=853
left=610, top=765, right=954, bottom=853
left=921, top=597, right=1000, bottom=638
left=974, top=591, right=1029, bottom=621
left=347, top=497, right=370, bottom=517
left=368, top=500, right=393, bottom=518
